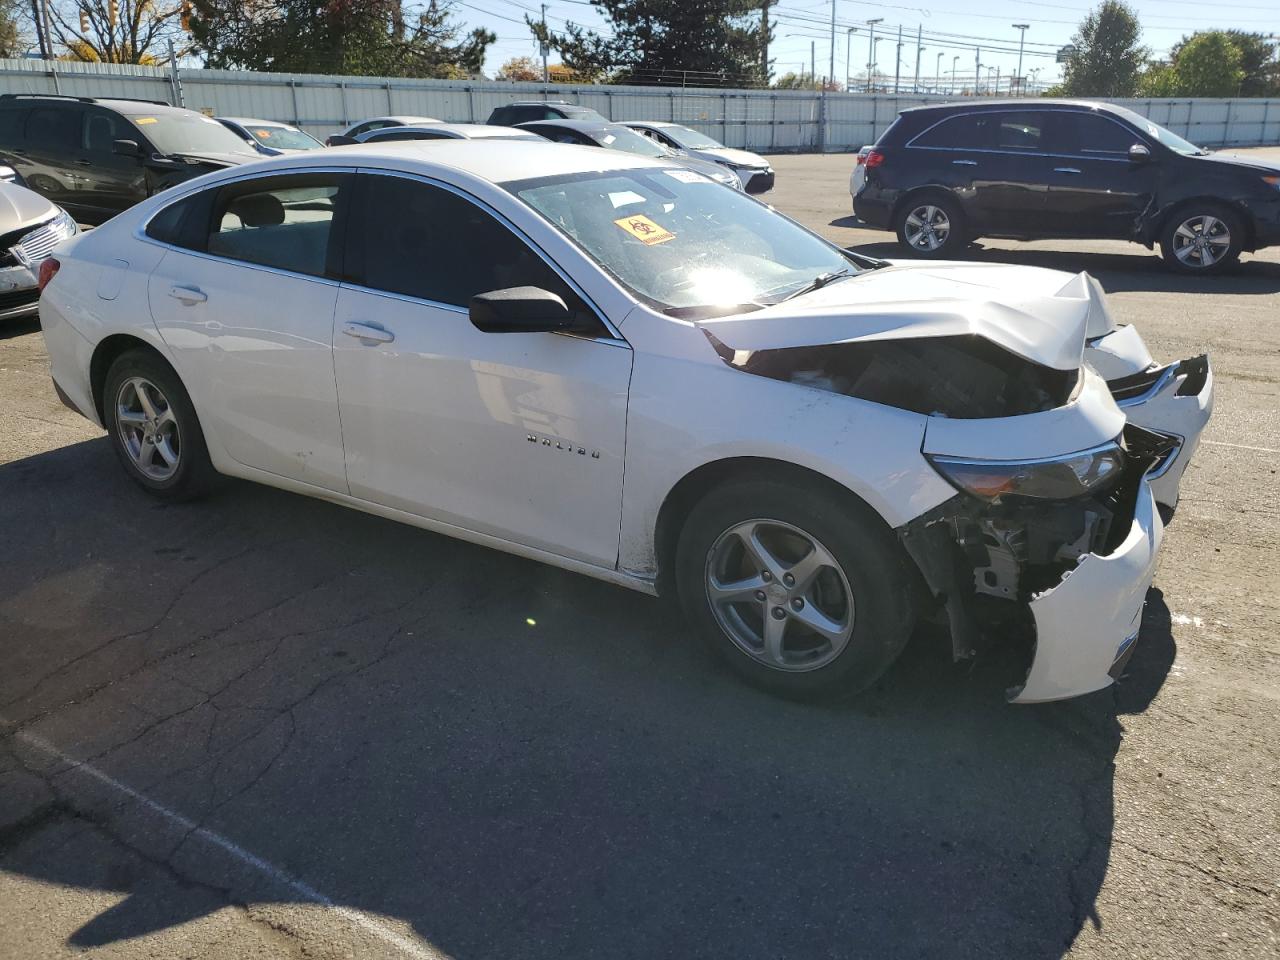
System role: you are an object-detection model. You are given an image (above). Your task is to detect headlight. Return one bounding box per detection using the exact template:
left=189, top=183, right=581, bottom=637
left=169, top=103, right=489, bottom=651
left=927, top=441, right=1125, bottom=501
left=714, top=169, right=742, bottom=188
left=51, top=209, right=78, bottom=238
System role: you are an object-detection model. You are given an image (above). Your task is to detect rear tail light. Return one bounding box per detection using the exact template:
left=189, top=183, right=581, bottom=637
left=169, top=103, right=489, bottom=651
left=864, top=149, right=885, bottom=169
left=38, top=257, right=60, bottom=291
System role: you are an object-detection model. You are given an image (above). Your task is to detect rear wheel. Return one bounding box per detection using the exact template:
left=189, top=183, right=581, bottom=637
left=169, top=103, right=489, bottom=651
left=893, top=194, right=967, bottom=258
left=675, top=477, right=915, bottom=701
left=1159, top=205, right=1242, bottom=274
left=103, top=350, right=217, bottom=501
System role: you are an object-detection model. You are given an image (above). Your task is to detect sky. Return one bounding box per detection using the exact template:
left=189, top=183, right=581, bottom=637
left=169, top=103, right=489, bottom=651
left=448, top=0, right=1280, bottom=91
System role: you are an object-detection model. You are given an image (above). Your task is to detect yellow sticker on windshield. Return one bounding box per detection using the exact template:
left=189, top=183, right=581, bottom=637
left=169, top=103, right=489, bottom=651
left=135, top=117, right=157, bottom=124
left=613, top=214, right=675, bottom=246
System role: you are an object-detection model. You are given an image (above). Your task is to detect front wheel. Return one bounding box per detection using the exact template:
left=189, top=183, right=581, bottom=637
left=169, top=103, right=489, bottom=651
left=675, top=477, right=916, bottom=701
left=1159, top=205, right=1242, bottom=274
left=893, top=195, right=967, bottom=258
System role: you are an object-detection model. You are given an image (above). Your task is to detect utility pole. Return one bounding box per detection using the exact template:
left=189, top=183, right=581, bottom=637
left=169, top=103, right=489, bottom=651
left=845, top=27, right=858, bottom=91
left=866, top=18, right=882, bottom=93
left=827, top=0, right=836, bottom=92
left=935, top=52, right=943, bottom=93
left=1012, top=23, right=1029, bottom=96
left=974, top=47, right=981, bottom=95
left=995, top=66, right=1000, bottom=95
left=952, top=55, right=959, bottom=94
left=893, top=25, right=902, bottom=94
left=761, top=0, right=770, bottom=84
left=913, top=26, right=923, bottom=94
left=810, top=40, right=815, bottom=89
left=540, top=3, right=549, bottom=82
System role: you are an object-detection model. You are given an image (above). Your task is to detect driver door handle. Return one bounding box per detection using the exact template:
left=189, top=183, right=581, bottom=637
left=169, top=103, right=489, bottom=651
left=1054, top=167, right=1083, bottom=174
left=951, top=159, right=977, bottom=166
left=341, top=321, right=395, bottom=344
left=168, top=285, right=207, bottom=305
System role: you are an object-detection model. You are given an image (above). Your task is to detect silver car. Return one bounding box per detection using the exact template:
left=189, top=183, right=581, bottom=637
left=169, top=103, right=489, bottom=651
left=0, top=179, right=76, bottom=321
left=623, top=121, right=774, bottom=194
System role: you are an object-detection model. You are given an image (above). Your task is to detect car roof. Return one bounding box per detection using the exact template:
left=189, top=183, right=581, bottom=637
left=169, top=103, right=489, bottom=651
left=623, top=120, right=677, bottom=129
left=299, top=139, right=671, bottom=183
left=367, top=123, right=544, bottom=140
left=219, top=117, right=297, bottom=128
left=517, top=118, right=624, bottom=137
left=355, top=115, right=441, bottom=125
left=899, top=98, right=1117, bottom=116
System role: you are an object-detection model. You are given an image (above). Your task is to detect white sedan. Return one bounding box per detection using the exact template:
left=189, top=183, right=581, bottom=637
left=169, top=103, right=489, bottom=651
left=37, top=141, right=1212, bottom=703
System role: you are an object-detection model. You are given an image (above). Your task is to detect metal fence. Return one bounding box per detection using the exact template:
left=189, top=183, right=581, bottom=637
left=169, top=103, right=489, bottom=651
left=2, top=57, right=1278, bottom=151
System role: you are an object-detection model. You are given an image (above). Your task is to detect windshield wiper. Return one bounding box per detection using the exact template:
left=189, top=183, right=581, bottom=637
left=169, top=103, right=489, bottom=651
left=762, top=268, right=853, bottom=304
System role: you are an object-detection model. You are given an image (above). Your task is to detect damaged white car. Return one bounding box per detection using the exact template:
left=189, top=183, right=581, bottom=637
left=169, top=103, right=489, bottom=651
left=37, top=143, right=1212, bottom=703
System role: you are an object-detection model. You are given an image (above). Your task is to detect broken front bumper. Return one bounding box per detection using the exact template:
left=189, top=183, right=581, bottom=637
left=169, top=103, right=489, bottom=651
left=1011, top=478, right=1163, bottom=703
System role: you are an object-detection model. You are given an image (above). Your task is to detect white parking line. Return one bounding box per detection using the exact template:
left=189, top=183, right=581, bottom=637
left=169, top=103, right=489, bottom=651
left=1203, top=439, right=1280, bottom=454
left=9, top=727, right=446, bottom=960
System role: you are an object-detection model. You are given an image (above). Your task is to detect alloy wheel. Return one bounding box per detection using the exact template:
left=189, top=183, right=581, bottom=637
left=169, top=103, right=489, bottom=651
left=1172, top=215, right=1231, bottom=268
left=704, top=519, right=855, bottom=672
left=115, top=376, right=181, bottom=481
left=903, top=204, right=951, bottom=252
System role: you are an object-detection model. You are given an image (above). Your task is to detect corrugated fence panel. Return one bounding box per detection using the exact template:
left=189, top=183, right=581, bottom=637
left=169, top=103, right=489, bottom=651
left=0, top=60, right=1275, bottom=151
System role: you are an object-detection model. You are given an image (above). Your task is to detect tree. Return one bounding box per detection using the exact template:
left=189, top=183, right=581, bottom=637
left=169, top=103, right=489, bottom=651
left=1163, top=31, right=1277, bottom=97
left=48, top=0, right=186, bottom=64
left=0, top=1, right=20, bottom=58
left=1140, top=32, right=1244, bottom=98
left=496, top=55, right=541, bottom=81
left=1059, top=0, right=1147, bottom=97
left=189, top=1, right=494, bottom=78
left=528, top=0, right=767, bottom=87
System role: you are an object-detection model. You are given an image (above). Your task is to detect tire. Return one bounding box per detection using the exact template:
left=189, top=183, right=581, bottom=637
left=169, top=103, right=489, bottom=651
left=893, top=193, right=968, bottom=259
left=675, top=477, right=916, bottom=701
left=1159, top=203, right=1243, bottom=275
left=102, top=349, right=217, bottom=501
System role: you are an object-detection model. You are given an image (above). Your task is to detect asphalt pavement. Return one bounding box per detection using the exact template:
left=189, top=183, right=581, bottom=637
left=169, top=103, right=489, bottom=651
left=1, top=150, right=1277, bottom=960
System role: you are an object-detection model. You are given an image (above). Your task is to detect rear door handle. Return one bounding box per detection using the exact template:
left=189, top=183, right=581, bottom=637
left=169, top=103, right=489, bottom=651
left=951, top=159, right=977, bottom=166
left=1054, top=167, right=1082, bottom=174
left=168, top=285, right=207, bottom=304
left=74, top=158, right=92, bottom=166
left=341, top=321, right=395, bottom=344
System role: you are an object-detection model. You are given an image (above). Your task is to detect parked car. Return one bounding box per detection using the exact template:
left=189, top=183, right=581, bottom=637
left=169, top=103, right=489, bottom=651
left=38, top=141, right=1211, bottom=704
left=623, top=121, right=774, bottom=194
left=0, top=179, right=75, bottom=321
left=324, top=116, right=441, bottom=146
left=0, top=94, right=260, bottom=225
left=516, top=119, right=743, bottom=188
left=217, top=117, right=324, bottom=155
left=849, top=145, right=872, bottom=211
left=853, top=98, right=1280, bottom=274
left=339, top=123, right=546, bottom=145
left=487, top=100, right=607, bottom=126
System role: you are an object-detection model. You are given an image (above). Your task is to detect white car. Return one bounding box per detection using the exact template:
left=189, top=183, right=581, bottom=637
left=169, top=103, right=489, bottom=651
left=37, top=142, right=1212, bottom=704
left=217, top=117, right=325, bottom=156
left=624, top=121, right=774, bottom=194
left=850, top=145, right=872, bottom=210
left=0, top=179, right=76, bottom=321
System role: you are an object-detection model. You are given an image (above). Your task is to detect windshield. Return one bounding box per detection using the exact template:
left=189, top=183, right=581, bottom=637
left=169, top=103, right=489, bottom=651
left=509, top=169, right=856, bottom=316
left=248, top=124, right=322, bottom=150
left=1112, top=107, right=1205, bottom=155
left=598, top=127, right=671, bottom=158
left=127, top=111, right=256, bottom=156
left=664, top=125, right=725, bottom=150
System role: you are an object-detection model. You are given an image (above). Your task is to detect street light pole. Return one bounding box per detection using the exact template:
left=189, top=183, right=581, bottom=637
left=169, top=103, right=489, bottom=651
left=827, top=0, right=836, bottom=92
left=845, top=27, right=858, bottom=91
left=866, top=18, right=883, bottom=93
left=893, top=25, right=902, bottom=95
left=935, top=51, right=943, bottom=93
left=1012, top=23, right=1029, bottom=96
left=952, top=55, right=959, bottom=95
left=913, top=26, right=924, bottom=94
left=540, top=3, right=549, bottom=82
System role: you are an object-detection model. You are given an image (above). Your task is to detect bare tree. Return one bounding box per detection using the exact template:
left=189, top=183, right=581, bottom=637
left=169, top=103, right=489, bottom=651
left=48, top=0, right=189, bottom=63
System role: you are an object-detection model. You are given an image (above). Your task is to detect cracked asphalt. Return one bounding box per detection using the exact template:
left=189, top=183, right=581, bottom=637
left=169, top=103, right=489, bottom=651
left=2, top=151, right=1278, bottom=959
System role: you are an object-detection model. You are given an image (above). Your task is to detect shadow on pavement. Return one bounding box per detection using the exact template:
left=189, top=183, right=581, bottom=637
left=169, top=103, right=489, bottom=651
left=841, top=236, right=1280, bottom=295
left=0, top=316, right=39, bottom=341
left=0, top=438, right=1175, bottom=959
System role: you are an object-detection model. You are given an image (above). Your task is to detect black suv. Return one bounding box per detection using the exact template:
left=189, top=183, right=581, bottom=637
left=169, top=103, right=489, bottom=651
left=0, top=94, right=259, bottom=224
left=854, top=99, right=1280, bottom=274
left=487, top=100, right=608, bottom=126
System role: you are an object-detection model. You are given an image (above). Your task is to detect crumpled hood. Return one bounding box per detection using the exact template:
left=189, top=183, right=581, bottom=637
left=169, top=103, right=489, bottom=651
left=167, top=150, right=258, bottom=167
left=698, top=262, right=1115, bottom=371
left=694, top=146, right=770, bottom=169
left=0, top=182, right=58, bottom=232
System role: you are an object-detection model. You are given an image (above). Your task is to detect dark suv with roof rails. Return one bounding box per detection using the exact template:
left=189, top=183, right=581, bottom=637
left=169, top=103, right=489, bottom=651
left=853, top=98, right=1280, bottom=274
left=487, top=100, right=608, bottom=126
left=0, top=94, right=260, bottom=224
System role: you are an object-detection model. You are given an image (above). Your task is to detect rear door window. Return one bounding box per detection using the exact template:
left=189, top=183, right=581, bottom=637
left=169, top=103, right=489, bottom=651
left=26, top=107, right=81, bottom=152
left=207, top=173, right=349, bottom=277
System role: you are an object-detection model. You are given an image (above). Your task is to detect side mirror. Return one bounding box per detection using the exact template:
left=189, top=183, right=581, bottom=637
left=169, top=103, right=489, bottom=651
left=469, top=286, right=574, bottom=333
left=111, top=138, right=141, bottom=157
left=1129, top=143, right=1151, bottom=162
left=326, top=134, right=356, bottom=146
